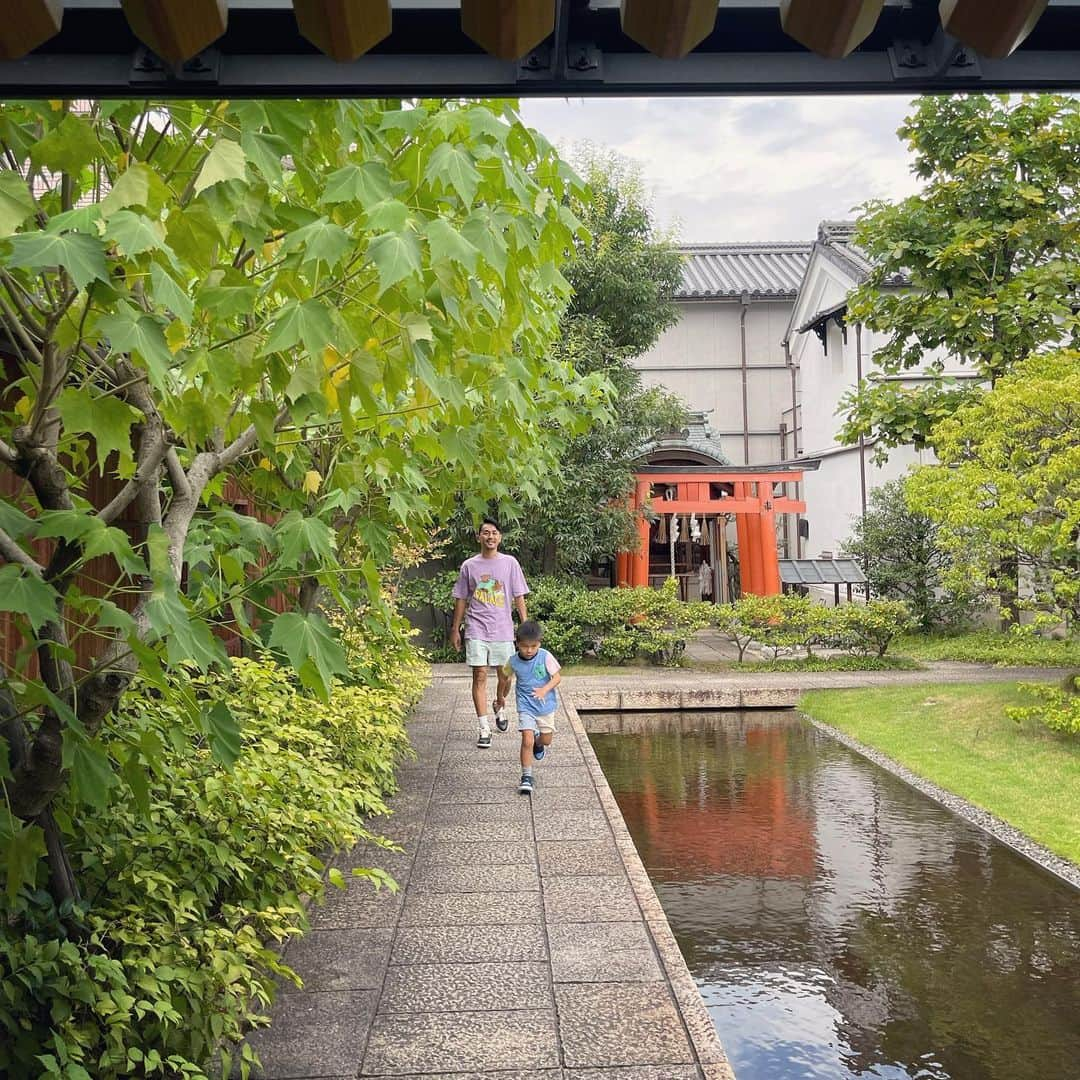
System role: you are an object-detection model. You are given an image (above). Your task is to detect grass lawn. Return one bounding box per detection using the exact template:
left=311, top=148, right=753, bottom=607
left=800, top=682, right=1080, bottom=865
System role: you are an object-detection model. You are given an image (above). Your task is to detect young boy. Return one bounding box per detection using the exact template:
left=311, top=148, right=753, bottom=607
left=504, top=621, right=561, bottom=795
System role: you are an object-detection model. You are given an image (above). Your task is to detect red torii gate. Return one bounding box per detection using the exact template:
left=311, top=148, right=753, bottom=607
left=616, top=469, right=807, bottom=597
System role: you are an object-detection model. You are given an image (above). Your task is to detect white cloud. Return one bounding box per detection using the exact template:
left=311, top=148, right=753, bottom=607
left=519, top=95, right=923, bottom=242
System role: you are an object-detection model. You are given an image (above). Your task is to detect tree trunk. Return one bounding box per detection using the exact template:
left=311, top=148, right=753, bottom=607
left=39, top=806, right=80, bottom=907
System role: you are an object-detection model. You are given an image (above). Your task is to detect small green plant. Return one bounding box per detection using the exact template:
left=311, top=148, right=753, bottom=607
left=1006, top=681, right=1080, bottom=736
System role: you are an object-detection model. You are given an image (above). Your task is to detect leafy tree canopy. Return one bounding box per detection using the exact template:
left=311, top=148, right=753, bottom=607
left=841, top=478, right=967, bottom=631
left=841, top=94, right=1080, bottom=451
left=0, top=97, right=606, bottom=903
left=502, top=150, right=688, bottom=574
left=906, top=349, right=1080, bottom=624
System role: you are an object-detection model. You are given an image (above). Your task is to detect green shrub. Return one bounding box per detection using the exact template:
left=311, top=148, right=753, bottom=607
left=712, top=595, right=913, bottom=661
left=0, top=642, right=425, bottom=1079
left=1005, top=681, right=1080, bottom=736
left=827, top=600, right=915, bottom=657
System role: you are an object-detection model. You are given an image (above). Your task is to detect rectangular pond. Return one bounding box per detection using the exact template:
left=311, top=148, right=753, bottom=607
left=588, top=710, right=1080, bottom=1080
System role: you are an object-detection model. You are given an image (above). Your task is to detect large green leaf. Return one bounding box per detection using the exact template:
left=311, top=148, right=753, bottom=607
left=150, top=263, right=194, bottom=324
left=282, top=216, right=352, bottom=269
left=323, top=161, right=393, bottom=207
left=35, top=510, right=145, bottom=576
left=240, top=130, right=288, bottom=186
left=0, top=499, right=34, bottom=540
left=30, top=113, right=103, bottom=175
left=425, top=142, right=481, bottom=209
left=0, top=817, right=46, bottom=903
left=0, top=564, right=58, bottom=631
left=97, top=304, right=175, bottom=387
left=6, top=231, right=110, bottom=291
left=262, top=299, right=334, bottom=358
left=367, top=232, right=422, bottom=295
left=104, top=209, right=167, bottom=257
left=268, top=612, right=349, bottom=700
left=425, top=217, right=479, bottom=271
left=202, top=701, right=242, bottom=768
left=69, top=737, right=118, bottom=811
left=101, top=164, right=168, bottom=217
left=193, top=139, right=247, bottom=196
left=54, top=386, right=142, bottom=468
left=274, top=510, right=337, bottom=569
left=0, top=171, right=35, bottom=238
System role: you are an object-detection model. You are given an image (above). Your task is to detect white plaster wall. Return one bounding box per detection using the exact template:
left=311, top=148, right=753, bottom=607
left=634, top=299, right=794, bottom=466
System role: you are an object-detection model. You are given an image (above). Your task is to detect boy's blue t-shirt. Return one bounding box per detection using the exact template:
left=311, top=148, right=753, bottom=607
left=507, top=647, right=561, bottom=718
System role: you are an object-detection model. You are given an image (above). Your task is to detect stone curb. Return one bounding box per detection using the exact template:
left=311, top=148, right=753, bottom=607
left=562, top=690, right=737, bottom=1080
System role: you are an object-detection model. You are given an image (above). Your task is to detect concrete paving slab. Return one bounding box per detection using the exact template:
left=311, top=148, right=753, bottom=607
left=307, top=880, right=404, bottom=930
left=542, top=875, right=642, bottom=923
left=379, top=960, right=551, bottom=1013
left=555, top=982, right=695, bottom=1069
left=534, top=810, right=612, bottom=841
left=280, top=929, right=392, bottom=993
left=361, top=1009, right=559, bottom=1074
left=416, top=838, right=533, bottom=866
left=566, top=1070, right=701, bottom=1080
left=408, top=862, right=539, bottom=894
left=537, top=839, right=624, bottom=877
left=549, top=922, right=662, bottom=983
left=246, top=989, right=376, bottom=1078
left=399, top=889, right=542, bottom=926
left=391, top=923, right=547, bottom=966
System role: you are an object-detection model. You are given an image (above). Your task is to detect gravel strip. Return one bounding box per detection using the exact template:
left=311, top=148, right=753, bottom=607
left=807, top=717, right=1080, bottom=891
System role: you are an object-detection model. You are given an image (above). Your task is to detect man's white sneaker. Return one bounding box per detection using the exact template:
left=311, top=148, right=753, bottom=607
left=493, top=701, right=508, bottom=732
left=477, top=722, right=492, bottom=749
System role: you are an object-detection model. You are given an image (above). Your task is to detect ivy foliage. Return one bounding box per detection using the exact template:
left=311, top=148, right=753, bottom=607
left=841, top=94, right=1080, bottom=452
left=0, top=97, right=607, bottom=901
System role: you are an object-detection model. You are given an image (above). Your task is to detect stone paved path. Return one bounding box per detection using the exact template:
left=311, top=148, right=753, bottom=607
left=246, top=676, right=734, bottom=1079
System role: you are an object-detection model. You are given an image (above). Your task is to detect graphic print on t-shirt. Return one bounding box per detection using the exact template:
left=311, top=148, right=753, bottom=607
left=473, top=573, right=506, bottom=608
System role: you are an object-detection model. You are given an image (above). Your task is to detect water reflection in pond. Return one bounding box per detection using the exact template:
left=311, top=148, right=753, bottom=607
left=589, top=711, right=1080, bottom=1080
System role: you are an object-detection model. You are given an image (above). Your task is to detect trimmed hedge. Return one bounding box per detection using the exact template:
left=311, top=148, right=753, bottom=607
left=0, top=619, right=426, bottom=1079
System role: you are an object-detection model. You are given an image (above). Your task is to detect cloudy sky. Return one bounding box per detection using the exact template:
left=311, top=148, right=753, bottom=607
left=519, top=95, right=923, bottom=243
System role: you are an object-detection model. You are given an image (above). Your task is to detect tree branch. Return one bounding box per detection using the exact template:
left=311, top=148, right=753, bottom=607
left=0, top=526, right=43, bottom=573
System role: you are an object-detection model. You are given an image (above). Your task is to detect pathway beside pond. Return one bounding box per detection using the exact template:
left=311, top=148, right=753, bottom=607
left=246, top=674, right=734, bottom=1079
left=246, top=659, right=1069, bottom=1077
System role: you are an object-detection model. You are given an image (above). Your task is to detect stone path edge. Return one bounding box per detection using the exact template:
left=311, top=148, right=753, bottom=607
left=561, top=690, right=737, bottom=1080
left=806, top=716, right=1080, bottom=892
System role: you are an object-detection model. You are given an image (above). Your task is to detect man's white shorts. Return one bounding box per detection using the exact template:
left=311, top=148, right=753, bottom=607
left=464, top=639, right=515, bottom=668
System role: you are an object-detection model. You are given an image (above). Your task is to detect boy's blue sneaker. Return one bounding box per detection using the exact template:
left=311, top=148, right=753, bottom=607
left=533, top=738, right=546, bottom=762
left=518, top=773, right=534, bottom=795
left=493, top=701, right=508, bottom=732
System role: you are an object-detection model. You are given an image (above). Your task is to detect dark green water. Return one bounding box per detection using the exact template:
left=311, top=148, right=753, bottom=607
left=589, top=711, right=1080, bottom=1080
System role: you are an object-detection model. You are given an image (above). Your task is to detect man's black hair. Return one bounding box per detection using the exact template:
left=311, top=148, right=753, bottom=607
left=479, top=517, right=500, bottom=532
left=516, top=620, right=543, bottom=642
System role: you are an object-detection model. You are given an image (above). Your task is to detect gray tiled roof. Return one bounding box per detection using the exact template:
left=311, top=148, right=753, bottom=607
left=676, top=242, right=812, bottom=300
left=816, top=220, right=908, bottom=285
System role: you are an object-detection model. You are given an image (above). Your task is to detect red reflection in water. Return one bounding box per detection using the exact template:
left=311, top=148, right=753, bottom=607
left=616, top=728, right=817, bottom=881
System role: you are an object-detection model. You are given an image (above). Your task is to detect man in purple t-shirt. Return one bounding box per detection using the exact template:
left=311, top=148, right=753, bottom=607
left=450, top=518, right=529, bottom=748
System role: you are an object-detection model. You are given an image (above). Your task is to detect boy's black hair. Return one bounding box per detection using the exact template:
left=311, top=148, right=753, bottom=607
left=479, top=517, right=500, bottom=532
left=516, top=620, right=543, bottom=642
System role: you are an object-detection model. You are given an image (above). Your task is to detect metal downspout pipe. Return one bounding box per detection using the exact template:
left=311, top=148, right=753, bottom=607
left=740, top=291, right=751, bottom=465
